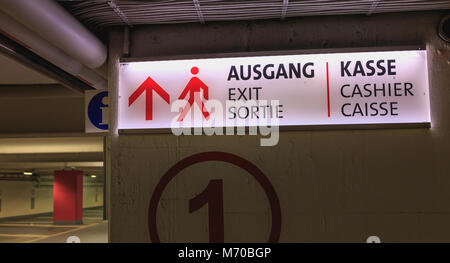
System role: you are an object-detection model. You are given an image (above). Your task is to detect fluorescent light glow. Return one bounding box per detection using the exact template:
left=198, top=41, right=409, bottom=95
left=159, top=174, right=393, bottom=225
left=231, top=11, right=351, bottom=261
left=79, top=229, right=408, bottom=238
left=0, top=137, right=103, bottom=154
left=23, top=171, right=33, bottom=175
left=90, top=174, right=97, bottom=178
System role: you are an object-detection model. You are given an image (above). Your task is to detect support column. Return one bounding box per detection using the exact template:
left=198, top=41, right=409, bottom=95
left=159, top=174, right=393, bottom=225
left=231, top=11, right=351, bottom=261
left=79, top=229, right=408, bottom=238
left=107, top=28, right=125, bottom=242
left=53, top=170, right=83, bottom=225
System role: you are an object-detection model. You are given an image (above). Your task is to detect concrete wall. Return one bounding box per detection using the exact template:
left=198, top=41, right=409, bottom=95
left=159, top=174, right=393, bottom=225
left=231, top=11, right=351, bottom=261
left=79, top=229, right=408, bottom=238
left=83, top=177, right=104, bottom=209
left=0, top=178, right=104, bottom=219
left=108, top=11, right=450, bottom=242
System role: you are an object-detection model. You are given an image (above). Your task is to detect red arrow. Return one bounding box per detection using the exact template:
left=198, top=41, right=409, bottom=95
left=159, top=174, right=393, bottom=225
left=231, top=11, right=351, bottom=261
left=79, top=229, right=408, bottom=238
left=129, top=77, right=170, bottom=120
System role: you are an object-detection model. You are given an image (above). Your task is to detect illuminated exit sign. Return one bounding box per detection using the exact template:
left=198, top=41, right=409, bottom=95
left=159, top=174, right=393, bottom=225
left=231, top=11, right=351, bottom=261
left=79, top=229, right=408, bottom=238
left=118, top=49, right=431, bottom=130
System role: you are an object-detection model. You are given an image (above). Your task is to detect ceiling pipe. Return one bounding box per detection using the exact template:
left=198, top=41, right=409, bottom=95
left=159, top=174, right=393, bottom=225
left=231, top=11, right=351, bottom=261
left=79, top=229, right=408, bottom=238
left=0, top=12, right=106, bottom=89
left=0, top=0, right=107, bottom=69
left=0, top=33, right=91, bottom=94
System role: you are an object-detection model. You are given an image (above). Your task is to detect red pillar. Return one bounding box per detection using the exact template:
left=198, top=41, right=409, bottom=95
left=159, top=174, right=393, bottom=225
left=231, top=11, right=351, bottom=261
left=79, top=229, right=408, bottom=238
left=53, top=170, right=83, bottom=224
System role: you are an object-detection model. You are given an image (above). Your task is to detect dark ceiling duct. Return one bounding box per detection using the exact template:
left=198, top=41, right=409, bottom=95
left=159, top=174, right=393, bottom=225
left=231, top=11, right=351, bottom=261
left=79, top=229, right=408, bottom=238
left=0, top=11, right=107, bottom=89
left=0, top=0, right=107, bottom=69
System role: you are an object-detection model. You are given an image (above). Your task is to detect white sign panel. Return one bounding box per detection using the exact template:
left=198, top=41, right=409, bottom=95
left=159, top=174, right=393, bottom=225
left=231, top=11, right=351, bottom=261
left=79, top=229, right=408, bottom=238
left=118, top=50, right=430, bottom=129
left=85, top=89, right=109, bottom=133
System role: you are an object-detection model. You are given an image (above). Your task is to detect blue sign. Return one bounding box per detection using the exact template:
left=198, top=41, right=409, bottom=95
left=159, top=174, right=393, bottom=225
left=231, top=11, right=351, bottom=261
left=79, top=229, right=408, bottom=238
left=87, top=91, right=108, bottom=130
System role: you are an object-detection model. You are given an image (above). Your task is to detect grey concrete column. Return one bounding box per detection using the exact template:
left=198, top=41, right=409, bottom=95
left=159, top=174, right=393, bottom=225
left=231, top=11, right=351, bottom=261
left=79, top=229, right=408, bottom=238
left=106, top=28, right=124, bottom=243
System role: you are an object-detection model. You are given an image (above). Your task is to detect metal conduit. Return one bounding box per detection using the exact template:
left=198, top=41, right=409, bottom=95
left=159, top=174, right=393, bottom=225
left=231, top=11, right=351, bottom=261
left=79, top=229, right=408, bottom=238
left=57, top=0, right=450, bottom=30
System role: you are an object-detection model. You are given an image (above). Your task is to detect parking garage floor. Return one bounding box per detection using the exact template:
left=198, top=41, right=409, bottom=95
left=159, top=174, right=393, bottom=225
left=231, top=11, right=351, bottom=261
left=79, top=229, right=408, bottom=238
left=0, top=207, right=107, bottom=243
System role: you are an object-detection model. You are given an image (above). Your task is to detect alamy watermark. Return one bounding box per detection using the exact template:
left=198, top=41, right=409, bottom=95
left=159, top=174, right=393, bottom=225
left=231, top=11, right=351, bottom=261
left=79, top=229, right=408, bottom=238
left=169, top=92, right=281, bottom=147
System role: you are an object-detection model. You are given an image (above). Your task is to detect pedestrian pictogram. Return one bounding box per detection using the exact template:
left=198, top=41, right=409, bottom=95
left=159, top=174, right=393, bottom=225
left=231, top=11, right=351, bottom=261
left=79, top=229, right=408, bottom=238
left=177, top=67, right=210, bottom=121
left=128, top=76, right=170, bottom=120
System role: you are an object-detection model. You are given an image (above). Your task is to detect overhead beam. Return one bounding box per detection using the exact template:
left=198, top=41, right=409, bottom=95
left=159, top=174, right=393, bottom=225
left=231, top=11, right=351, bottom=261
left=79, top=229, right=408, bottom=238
left=0, top=161, right=103, bottom=169
left=0, top=136, right=103, bottom=154
left=0, top=133, right=102, bottom=139
left=0, top=152, right=103, bottom=163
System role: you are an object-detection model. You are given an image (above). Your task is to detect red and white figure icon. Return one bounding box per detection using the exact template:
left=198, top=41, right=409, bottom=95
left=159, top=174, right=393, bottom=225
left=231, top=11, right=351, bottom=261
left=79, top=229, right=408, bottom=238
left=177, top=67, right=210, bottom=121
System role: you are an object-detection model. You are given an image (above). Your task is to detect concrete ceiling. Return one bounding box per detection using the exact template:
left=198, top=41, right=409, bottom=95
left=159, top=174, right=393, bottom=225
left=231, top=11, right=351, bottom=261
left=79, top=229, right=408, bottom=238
left=0, top=53, right=57, bottom=85
left=0, top=137, right=104, bottom=177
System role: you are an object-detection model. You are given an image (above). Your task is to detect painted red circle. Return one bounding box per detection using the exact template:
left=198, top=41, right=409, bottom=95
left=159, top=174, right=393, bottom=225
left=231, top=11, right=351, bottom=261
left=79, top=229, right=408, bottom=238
left=190, top=66, right=199, bottom=75
left=148, top=151, right=282, bottom=243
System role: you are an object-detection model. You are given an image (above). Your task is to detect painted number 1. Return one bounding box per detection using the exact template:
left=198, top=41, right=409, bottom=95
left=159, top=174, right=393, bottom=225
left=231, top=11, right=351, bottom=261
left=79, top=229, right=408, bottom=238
left=189, top=179, right=224, bottom=242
